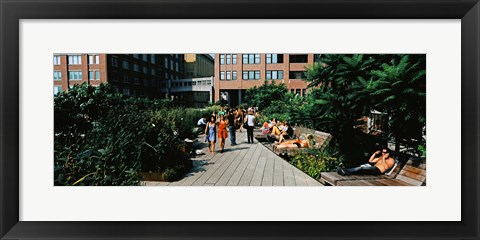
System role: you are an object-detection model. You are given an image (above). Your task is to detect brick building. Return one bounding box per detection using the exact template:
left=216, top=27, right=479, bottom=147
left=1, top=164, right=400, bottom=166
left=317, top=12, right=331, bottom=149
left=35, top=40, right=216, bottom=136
left=53, top=54, right=185, bottom=98
left=214, top=54, right=316, bottom=107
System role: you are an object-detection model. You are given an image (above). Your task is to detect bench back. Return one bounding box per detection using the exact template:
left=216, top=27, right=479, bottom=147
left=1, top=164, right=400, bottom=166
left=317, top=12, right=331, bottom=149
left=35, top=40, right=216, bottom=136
left=293, top=126, right=333, bottom=151
left=394, top=159, right=426, bottom=186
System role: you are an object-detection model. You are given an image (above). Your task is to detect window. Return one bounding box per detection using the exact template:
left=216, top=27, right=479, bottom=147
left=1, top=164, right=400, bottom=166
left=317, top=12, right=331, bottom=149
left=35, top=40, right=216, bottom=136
left=150, top=54, right=156, bottom=64
left=111, top=56, right=118, bottom=67
left=165, top=57, right=169, bottom=69
left=133, top=64, right=140, bottom=72
left=220, top=71, right=225, bottom=80
left=88, top=55, right=100, bottom=64
left=296, top=89, right=301, bottom=95
left=143, top=66, right=148, bottom=74
left=302, top=89, right=306, bottom=96
left=232, top=71, right=237, bottom=80
left=122, top=60, right=129, bottom=69
left=53, top=71, right=62, bottom=81
left=170, top=61, right=174, bottom=70
left=289, top=71, right=306, bottom=79
left=133, top=54, right=139, bottom=59
left=53, top=55, right=61, bottom=65
left=143, top=54, right=148, bottom=61
left=226, top=54, right=231, bottom=64
left=266, top=54, right=284, bottom=64
left=96, top=71, right=100, bottom=80
left=289, top=54, right=308, bottom=63
left=54, top=85, right=62, bottom=95
left=220, top=55, right=225, bottom=65
left=242, top=71, right=260, bottom=80
left=68, top=55, right=82, bottom=65
left=232, top=54, right=237, bottom=64
left=242, top=54, right=260, bottom=64
left=123, top=88, right=130, bottom=96
left=89, top=71, right=94, bottom=80
left=68, top=71, right=82, bottom=80
left=226, top=71, right=231, bottom=80
left=151, top=69, right=156, bottom=76
left=266, top=70, right=283, bottom=80
left=134, top=76, right=140, bottom=85
left=123, top=75, right=129, bottom=83
left=143, top=79, right=149, bottom=86
left=176, top=62, right=179, bottom=72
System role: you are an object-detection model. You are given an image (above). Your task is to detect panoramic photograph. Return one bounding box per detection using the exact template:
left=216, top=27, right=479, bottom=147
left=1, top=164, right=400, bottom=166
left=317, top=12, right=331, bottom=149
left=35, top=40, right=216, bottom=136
left=53, top=53, right=426, bottom=186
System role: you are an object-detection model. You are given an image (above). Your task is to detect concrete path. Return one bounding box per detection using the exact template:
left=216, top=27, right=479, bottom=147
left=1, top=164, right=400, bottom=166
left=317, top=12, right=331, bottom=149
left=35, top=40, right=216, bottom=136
left=142, top=131, right=322, bottom=186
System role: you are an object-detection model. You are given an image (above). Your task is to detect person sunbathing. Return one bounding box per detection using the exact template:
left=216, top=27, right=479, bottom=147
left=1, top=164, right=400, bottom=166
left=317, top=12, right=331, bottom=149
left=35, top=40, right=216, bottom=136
left=273, top=134, right=315, bottom=152
left=336, top=148, right=395, bottom=176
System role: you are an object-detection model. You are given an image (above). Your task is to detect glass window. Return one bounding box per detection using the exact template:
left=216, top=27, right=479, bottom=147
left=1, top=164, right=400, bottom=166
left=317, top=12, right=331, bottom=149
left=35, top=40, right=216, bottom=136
left=96, top=71, right=100, bottom=80
left=255, top=71, right=260, bottom=80
left=111, top=56, right=118, bottom=67
left=54, top=85, right=62, bottom=95
left=243, top=54, right=248, bottom=64
left=289, top=54, right=309, bottom=63
left=53, top=71, right=62, bottom=81
left=165, top=57, right=169, bottom=69
left=220, top=55, right=225, bottom=65
left=176, top=62, right=179, bottom=72
left=122, top=60, right=129, bottom=69
left=53, top=55, right=61, bottom=65
left=68, top=71, right=82, bottom=80
left=266, top=71, right=272, bottom=80
left=232, top=71, right=237, bottom=80
left=289, top=71, right=306, bottom=79
left=226, top=71, right=231, bottom=80
left=123, top=88, right=130, bottom=96
left=248, top=54, right=254, bottom=64
left=243, top=71, right=248, bottom=80
left=302, top=89, right=306, bottom=96
left=143, top=66, right=148, bottom=74
left=151, top=54, right=156, bottom=64
left=89, top=71, right=95, bottom=80
left=133, top=54, right=139, bottom=59
left=134, top=76, right=140, bottom=85
left=272, top=71, right=278, bottom=79
left=143, top=54, right=148, bottom=61
left=255, top=54, right=260, bottom=64
left=220, top=71, right=225, bottom=80
left=143, top=79, right=149, bottom=86
left=232, top=54, right=237, bottom=64
left=123, top=75, right=129, bottom=83
left=266, top=54, right=272, bottom=64
left=278, top=70, right=284, bottom=79
left=226, top=54, right=231, bottom=64
left=248, top=71, right=254, bottom=80
left=151, top=69, right=156, bottom=76
left=68, top=55, right=82, bottom=65
left=134, top=64, right=139, bottom=72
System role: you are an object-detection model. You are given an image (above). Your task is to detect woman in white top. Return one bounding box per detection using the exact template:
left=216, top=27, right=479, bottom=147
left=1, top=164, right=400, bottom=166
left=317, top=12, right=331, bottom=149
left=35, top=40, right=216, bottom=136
left=244, top=110, right=255, bottom=144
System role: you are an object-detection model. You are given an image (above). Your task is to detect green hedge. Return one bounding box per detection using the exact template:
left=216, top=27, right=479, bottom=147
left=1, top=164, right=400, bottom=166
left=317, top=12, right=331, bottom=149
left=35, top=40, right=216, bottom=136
left=54, top=83, right=201, bottom=186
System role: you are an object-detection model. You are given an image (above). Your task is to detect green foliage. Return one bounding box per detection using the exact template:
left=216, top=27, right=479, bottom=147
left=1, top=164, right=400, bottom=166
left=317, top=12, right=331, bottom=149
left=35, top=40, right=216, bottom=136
left=206, top=105, right=222, bottom=114
left=244, top=81, right=288, bottom=110
left=289, top=146, right=344, bottom=180
left=54, top=83, right=199, bottom=186
left=417, top=144, right=426, bottom=157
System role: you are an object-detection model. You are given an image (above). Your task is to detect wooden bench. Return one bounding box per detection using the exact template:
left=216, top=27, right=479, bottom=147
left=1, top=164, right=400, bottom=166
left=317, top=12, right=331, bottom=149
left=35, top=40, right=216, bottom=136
left=319, top=158, right=426, bottom=186
left=274, top=127, right=332, bottom=155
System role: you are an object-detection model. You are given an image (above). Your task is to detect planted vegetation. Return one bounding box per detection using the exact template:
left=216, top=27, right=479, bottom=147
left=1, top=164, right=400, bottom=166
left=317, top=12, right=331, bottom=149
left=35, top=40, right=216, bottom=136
left=54, top=83, right=202, bottom=186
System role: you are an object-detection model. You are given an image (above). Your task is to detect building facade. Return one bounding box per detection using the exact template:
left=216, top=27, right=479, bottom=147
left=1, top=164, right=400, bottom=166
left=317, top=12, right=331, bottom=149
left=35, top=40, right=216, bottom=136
left=162, top=77, right=214, bottom=108
left=214, top=54, right=316, bottom=107
left=53, top=54, right=185, bottom=98
left=184, top=54, right=214, bottom=78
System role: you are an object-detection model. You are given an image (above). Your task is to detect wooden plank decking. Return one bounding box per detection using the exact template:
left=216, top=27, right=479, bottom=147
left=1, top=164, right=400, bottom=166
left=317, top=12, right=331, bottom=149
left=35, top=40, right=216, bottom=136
left=143, top=131, right=322, bottom=186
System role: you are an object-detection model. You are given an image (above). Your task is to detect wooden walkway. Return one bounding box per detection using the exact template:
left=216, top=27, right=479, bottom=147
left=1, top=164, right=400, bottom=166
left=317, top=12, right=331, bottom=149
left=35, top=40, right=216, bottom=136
left=143, top=131, right=322, bottom=186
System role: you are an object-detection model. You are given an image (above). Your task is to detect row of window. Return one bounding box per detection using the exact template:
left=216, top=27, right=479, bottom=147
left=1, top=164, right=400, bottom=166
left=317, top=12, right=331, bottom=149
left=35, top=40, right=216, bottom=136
left=53, top=55, right=101, bottom=65
left=219, top=54, right=308, bottom=65
left=133, top=54, right=156, bottom=64
left=291, top=88, right=307, bottom=96
left=54, top=70, right=101, bottom=81
left=219, top=70, right=305, bottom=80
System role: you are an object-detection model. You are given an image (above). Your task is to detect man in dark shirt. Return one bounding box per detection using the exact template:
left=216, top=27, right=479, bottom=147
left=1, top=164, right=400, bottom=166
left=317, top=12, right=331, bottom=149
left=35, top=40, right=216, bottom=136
left=227, top=110, right=237, bottom=146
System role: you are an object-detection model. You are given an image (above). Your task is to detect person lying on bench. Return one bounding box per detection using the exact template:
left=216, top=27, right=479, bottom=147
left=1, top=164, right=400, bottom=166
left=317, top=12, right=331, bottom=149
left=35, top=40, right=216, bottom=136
left=337, top=148, right=395, bottom=176
left=273, top=134, right=314, bottom=151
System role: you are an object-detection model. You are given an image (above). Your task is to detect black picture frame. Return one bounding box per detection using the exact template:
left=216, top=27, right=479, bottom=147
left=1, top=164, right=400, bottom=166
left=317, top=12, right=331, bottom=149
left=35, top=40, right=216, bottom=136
left=1, top=0, right=478, bottom=239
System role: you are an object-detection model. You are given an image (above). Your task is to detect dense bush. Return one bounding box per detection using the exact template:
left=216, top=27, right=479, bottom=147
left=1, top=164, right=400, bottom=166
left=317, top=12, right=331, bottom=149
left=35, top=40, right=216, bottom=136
left=54, top=83, right=200, bottom=186
left=289, top=146, right=344, bottom=180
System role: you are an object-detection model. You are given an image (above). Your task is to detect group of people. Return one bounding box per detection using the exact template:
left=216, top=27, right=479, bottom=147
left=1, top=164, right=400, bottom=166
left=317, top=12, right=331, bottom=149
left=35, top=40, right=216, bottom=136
left=262, top=118, right=294, bottom=144
left=197, top=107, right=257, bottom=154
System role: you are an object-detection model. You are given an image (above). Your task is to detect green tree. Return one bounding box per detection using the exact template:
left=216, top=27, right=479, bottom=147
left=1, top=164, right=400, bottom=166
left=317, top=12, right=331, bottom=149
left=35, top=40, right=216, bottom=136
left=244, top=81, right=288, bottom=110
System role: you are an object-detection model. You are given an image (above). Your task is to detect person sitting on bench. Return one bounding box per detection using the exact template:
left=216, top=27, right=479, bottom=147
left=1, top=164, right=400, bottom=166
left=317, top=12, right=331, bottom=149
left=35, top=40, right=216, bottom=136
left=337, top=148, right=395, bottom=176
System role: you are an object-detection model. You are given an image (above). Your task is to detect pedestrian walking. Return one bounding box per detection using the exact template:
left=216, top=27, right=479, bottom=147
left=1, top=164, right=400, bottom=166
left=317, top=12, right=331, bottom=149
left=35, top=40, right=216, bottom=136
left=227, top=110, right=237, bottom=146
left=244, top=110, right=255, bottom=144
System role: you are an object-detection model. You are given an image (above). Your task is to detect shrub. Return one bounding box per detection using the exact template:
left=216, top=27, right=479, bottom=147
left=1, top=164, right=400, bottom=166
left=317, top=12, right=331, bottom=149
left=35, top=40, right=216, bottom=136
left=289, top=146, right=344, bottom=180
left=54, top=83, right=195, bottom=186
